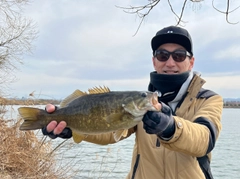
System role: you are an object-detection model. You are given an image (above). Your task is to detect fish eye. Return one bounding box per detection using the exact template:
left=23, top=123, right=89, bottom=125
left=141, top=92, right=147, bottom=98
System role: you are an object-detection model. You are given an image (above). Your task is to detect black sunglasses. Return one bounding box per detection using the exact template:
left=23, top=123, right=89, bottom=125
left=154, top=49, right=192, bottom=62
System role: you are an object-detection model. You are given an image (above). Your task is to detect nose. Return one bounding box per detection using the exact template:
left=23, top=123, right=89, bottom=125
left=165, top=55, right=175, bottom=67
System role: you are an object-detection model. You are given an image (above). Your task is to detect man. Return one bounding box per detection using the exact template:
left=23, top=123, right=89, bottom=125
left=43, top=26, right=223, bottom=179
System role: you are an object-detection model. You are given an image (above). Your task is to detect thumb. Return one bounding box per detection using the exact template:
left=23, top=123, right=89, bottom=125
left=154, top=103, right=162, bottom=111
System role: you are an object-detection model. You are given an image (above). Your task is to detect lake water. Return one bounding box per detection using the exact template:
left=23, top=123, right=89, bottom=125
left=3, top=106, right=240, bottom=179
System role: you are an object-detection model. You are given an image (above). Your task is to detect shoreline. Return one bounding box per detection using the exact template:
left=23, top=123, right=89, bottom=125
left=1, top=98, right=240, bottom=108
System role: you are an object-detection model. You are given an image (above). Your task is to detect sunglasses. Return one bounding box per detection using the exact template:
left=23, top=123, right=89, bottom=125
left=154, top=49, right=192, bottom=62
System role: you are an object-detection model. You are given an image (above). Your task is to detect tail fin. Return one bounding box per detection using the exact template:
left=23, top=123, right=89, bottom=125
left=18, top=107, right=43, bottom=130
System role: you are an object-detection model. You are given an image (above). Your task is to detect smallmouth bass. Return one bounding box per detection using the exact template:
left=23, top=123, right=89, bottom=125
left=18, top=86, right=160, bottom=143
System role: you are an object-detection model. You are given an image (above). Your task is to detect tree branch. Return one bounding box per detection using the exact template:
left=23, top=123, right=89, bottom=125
left=212, top=0, right=240, bottom=24
left=116, top=0, right=160, bottom=36
left=117, top=0, right=240, bottom=35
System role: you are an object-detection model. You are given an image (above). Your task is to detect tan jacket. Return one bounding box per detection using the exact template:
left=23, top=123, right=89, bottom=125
left=84, top=75, right=223, bottom=179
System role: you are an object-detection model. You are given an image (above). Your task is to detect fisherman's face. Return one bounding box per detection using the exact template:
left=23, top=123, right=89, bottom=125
left=152, top=43, right=194, bottom=74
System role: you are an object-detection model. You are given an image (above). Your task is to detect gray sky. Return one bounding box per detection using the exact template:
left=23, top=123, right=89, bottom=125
left=10, top=0, right=240, bottom=99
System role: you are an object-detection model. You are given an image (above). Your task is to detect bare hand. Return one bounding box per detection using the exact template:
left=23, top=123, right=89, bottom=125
left=45, top=104, right=67, bottom=135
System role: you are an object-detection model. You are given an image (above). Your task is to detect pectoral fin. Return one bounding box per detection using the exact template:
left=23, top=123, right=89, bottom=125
left=72, top=131, right=85, bottom=143
left=106, top=113, right=123, bottom=123
left=113, top=129, right=128, bottom=142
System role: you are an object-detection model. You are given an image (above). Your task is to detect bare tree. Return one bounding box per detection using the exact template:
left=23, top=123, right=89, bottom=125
left=0, top=0, right=37, bottom=95
left=117, top=0, right=240, bottom=35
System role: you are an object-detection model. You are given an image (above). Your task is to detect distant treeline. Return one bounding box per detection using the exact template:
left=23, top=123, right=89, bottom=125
left=224, top=101, right=240, bottom=108
left=1, top=97, right=240, bottom=108
left=0, top=98, right=61, bottom=106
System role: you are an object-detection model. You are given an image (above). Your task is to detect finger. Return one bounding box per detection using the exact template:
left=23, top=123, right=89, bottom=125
left=143, top=120, right=157, bottom=130
left=143, top=112, right=158, bottom=126
left=53, top=121, right=67, bottom=135
left=144, top=127, right=155, bottom=134
left=46, top=121, right=58, bottom=132
left=154, top=103, right=162, bottom=111
left=45, top=104, right=56, bottom=113
left=143, top=121, right=156, bottom=134
left=142, top=112, right=151, bottom=122
left=143, top=115, right=157, bottom=129
left=161, top=102, right=171, bottom=114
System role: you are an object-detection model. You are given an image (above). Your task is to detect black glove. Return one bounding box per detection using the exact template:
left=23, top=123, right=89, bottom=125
left=41, top=105, right=72, bottom=139
left=143, top=102, right=175, bottom=139
left=42, top=127, right=72, bottom=139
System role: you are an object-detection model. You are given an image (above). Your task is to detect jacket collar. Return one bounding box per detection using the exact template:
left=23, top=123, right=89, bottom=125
left=175, top=72, right=206, bottom=116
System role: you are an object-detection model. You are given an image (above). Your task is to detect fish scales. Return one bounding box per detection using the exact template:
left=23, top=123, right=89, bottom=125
left=49, top=92, right=139, bottom=133
left=18, top=87, right=160, bottom=143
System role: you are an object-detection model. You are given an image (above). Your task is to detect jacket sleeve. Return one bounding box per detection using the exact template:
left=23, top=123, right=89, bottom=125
left=83, top=126, right=136, bottom=145
left=159, top=94, right=223, bottom=157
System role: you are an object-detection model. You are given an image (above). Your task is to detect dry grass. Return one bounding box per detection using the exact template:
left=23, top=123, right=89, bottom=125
left=0, top=95, right=122, bottom=179
left=0, top=106, right=72, bottom=179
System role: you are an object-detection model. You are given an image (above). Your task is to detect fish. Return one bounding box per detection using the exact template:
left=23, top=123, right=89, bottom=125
left=18, top=86, right=160, bottom=143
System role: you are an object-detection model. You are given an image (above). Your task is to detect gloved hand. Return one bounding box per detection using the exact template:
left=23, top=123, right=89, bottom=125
left=142, top=102, right=175, bottom=139
left=41, top=104, right=72, bottom=139
left=42, top=127, right=72, bottom=139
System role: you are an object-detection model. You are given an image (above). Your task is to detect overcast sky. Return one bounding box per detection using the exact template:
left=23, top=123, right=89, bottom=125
left=9, top=0, right=240, bottom=100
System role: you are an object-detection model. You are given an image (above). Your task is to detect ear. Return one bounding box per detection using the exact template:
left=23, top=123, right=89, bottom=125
left=189, top=56, right=195, bottom=70
left=152, top=56, right=157, bottom=70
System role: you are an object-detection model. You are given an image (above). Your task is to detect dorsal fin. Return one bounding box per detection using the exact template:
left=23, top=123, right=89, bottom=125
left=60, top=89, right=87, bottom=108
left=88, top=86, right=110, bottom=94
